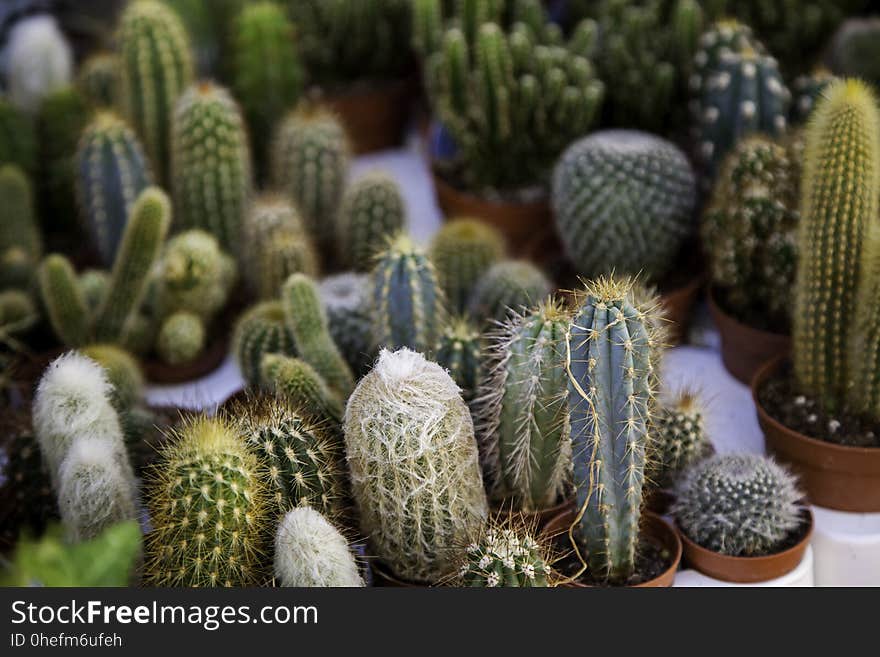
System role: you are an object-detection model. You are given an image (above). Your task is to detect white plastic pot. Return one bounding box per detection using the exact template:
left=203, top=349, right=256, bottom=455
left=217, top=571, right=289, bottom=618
left=811, top=506, right=880, bottom=586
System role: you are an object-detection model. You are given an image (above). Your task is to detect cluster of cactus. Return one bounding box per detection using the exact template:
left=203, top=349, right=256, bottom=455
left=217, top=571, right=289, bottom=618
left=4, top=15, right=73, bottom=114
left=672, top=453, right=804, bottom=557
left=344, top=348, right=488, bottom=583
left=0, top=164, right=42, bottom=289
left=76, top=53, right=120, bottom=109
left=475, top=300, right=572, bottom=512
left=435, top=318, right=483, bottom=403
left=553, top=130, right=697, bottom=282
left=233, top=301, right=297, bottom=387
left=414, top=0, right=605, bottom=191
left=337, top=172, right=407, bottom=272
left=319, top=273, right=376, bottom=377
left=457, top=524, right=551, bottom=587
left=646, top=389, right=712, bottom=491
left=467, top=260, right=552, bottom=327
left=702, top=135, right=801, bottom=331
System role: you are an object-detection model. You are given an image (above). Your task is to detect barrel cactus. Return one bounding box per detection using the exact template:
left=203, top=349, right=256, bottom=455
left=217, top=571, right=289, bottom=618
left=457, top=524, right=551, bottom=587
left=435, top=318, right=482, bottom=403
left=77, top=53, right=120, bottom=109
left=647, top=389, right=712, bottom=492
left=467, top=260, right=553, bottom=327
left=319, top=273, right=375, bottom=377
left=156, top=311, right=205, bottom=366
left=233, top=301, right=297, bottom=387
left=338, top=172, right=407, bottom=272
left=0, top=164, right=41, bottom=289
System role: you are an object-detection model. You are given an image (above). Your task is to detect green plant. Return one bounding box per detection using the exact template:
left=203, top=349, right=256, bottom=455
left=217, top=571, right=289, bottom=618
left=37, top=255, right=91, bottom=348
left=81, top=343, right=145, bottom=413
left=827, top=18, right=880, bottom=86
left=456, top=524, right=551, bottom=587
left=274, top=507, right=364, bottom=587
left=565, top=277, right=661, bottom=584
left=553, top=130, right=697, bottom=281
left=338, top=172, right=406, bottom=272
left=430, top=218, right=505, bottom=315
left=344, top=348, right=488, bottom=583
left=319, top=273, right=376, bottom=376
left=78, top=270, right=110, bottom=312
left=118, top=0, right=194, bottom=184
left=372, top=234, right=446, bottom=354
left=0, top=164, right=42, bottom=289
left=0, top=290, right=38, bottom=337
left=75, top=112, right=153, bottom=266
left=791, top=69, right=837, bottom=125
left=0, top=98, right=36, bottom=176
left=233, top=301, right=297, bottom=387
left=467, top=260, right=552, bottom=326
left=5, top=15, right=72, bottom=114
left=76, top=53, right=120, bottom=109
left=435, top=318, right=482, bottom=403
left=156, top=311, right=205, bottom=365
left=646, top=389, right=712, bottom=491
left=672, top=453, right=804, bottom=557
left=687, top=19, right=762, bottom=110
left=260, top=354, right=344, bottom=428
left=144, top=414, right=268, bottom=587
left=171, top=83, right=252, bottom=257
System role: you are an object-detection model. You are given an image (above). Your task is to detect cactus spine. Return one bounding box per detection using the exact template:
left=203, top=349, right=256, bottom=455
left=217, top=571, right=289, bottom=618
left=435, top=318, right=482, bottom=403
left=338, top=172, right=407, bottom=272
left=458, top=524, right=551, bottom=587
left=467, top=260, right=552, bottom=327
left=233, top=301, right=297, bottom=387
left=319, top=273, right=376, bottom=377
left=260, top=355, right=344, bottom=428
left=0, top=164, right=41, bottom=288
left=344, top=348, right=488, bottom=583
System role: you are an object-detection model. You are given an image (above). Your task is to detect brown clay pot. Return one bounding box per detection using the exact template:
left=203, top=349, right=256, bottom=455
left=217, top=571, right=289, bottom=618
left=643, top=488, right=675, bottom=515
left=491, top=498, right=576, bottom=532
left=370, top=560, right=425, bottom=588
left=708, top=288, right=791, bottom=384
left=141, top=330, right=230, bottom=385
left=542, top=508, right=682, bottom=588
left=676, top=509, right=813, bottom=583
left=659, top=273, right=703, bottom=346
left=752, top=356, right=880, bottom=512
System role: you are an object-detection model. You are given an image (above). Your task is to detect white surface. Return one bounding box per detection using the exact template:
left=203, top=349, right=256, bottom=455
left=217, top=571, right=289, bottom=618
left=674, top=547, right=814, bottom=587
left=812, top=507, right=880, bottom=586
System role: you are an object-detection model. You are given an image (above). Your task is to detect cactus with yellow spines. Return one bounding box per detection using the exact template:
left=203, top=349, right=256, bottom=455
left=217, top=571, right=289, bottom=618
left=338, top=172, right=407, bottom=272
left=233, top=301, right=297, bottom=387
left=435, top=318, right=482, bottom=403
left=0, top=164, right=41, bottom=289
left=260, top=354, right=344, bottom=428
left=76, top=53, right=120, bottom=109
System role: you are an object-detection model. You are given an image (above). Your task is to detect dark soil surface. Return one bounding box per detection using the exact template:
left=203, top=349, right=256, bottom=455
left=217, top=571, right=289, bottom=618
left=553, top=533, right=674, bottom=587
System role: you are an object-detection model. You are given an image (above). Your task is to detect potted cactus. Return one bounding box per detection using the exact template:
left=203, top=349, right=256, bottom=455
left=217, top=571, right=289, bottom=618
left=751, top=79, right=880, bottom=512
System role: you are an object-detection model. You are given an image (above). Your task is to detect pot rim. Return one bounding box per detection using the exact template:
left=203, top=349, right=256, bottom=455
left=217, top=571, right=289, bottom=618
left=430, top=166, right=550, bottom=211
left=707, top=286, right=791, bottom=342
left=141, top=329, right=230, bottom=384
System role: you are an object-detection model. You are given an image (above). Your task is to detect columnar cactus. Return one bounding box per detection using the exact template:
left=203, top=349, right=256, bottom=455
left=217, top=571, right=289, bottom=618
left=646, top=390, right=712, bottom=491
left=274, top=507, right=364, bottom=587
left=75, top=113, right=153, bottom=266
left=144, top=414, right=268, bottom=587
left=476, top=300, right=571, bottom=511
left=430, top=219, right=505, bottom=315
left=0, top=165, right=41, bottom=289
left=791, top=69, right=838, bottom=125
left=156, top=311, right=205, bottom=366
left=552, top=130, right=697, bottom=281
left=0, top=98, right=36, bottom=176
left=457, top=525, right=551, bottom=587
left=319, top=273, right=376, bottom=376
left=849, top=233, right=880, bottom=418
left=565, top=277, right=661, bottom=584
left=76, top=53, right=120, bottom=109
left=5, top=15, right=73, bottom=114
left=435, top=318, right=482, bottom=403
left=260, top=354, right=344, bottom=428
left=338, top=172, right=407, bottom=272
left=81, top=344, right=145, bottom=413
left=344, top=348, right=488, bottom=583
left=118, top=0, right=194, bottom=184
left=467, top=260, right=552, bottom=327
left=233, top=301, right=297, bottom=387
left=794, top=80, right=880, bottom=411
left=38, top=255, right=91, bottom=348
left=372, top=234, right=446, bottom=354
left=672, top=454, right=804, bottom=557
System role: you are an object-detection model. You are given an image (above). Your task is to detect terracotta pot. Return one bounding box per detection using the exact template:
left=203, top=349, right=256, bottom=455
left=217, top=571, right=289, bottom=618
left=643, top=488, right=675, bottom=515
left=141, top=331, right=230, bottom=385
left=322, top=78, right=416, bottom=154
left=708, top=287, right=791, bottom=384
left=659, top=272, right=703, bottom=346
left=542, top=508, right=682, bottom=588
left=370, top=560, right=425, bottom=588
left=676, top=509, right=813, bottom=583
left=752, top=357, right=880, bottom=512
left=491, top=498, right=576, bottom=532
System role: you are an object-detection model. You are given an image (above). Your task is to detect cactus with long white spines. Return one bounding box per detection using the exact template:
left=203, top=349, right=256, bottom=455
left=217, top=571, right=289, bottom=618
left=338, top=172, right=406, bottom=272
left=5, top=15, right=73, bottom=114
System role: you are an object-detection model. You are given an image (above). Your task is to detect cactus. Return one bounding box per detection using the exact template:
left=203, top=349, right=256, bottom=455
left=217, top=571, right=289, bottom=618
left=372, top=234, right=446, bottom=354
left=467, top=260, right=552, bottom=327
left=78, top=270, right=109, bottom=312
left=319, top=273, right=376, bottom=376
left=849, top=229, right=880, bottom=419
left=672, top=453, right=804, bottom=557
left=646, top=390, right=712, bottom=491
left=338, top=172, right=407, bottom=272
left=0, top=98, right=36, bottom=176
left=5, top=15, right=73, bottom=114
left=430, top=219, right=505, bottom=315
left=272, top=107, right=350, bottom=258
left=242, top=197, right=319, bottom=300
left=552, top=130, right=697, bottom=281
left=0, top=164, right=41, bottom=289
left=38, top=255, right=91, bottom=348
left=144, top=414, right=268, bottom=587
left=457, top=524, right=551, bottom=587
left=435, top=318, right=482, bottom=403
left=75, top=113, right=153, bottom=266
left=701, top=135, right=801, bottom=331
left=791, top=69, right=837, bottom=125
left=344, top=348, right=488, bottom=583
left=233, top=301, right=297, bottom=387
left=81, top=344, right=145, bottom=413
left=118, top=0, right=194, bottom=184
left=688, top=20, right=763, bottom=108
left=794, top=80, right=880, bottom=411
left=0, top=289, right=37, bottom=336
left=171, top=83, right=252, bottom=256
left=260, top=355, right=344, bottom=428
left=76, top=53, right=120, bottom=109
left=274, top=507, right=364, bottom=587
left=232, top=2, right=303, bottom=176
left=94, top=187, right=171, bottom=343
left=476, top=300, right=571, bottom=512
left=565, top=277, right=661, bottom=584
left=827, top=18, right=880, bottom=86
left=156, top=311, right=205, bottom=365
left=235, top=396, right=347, bottom=517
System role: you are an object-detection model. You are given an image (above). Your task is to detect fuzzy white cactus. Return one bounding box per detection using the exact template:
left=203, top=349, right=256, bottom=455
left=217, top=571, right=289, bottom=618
left=4, top=15, right=73, bottom=113
left=273, top=507, right=364, bottom=587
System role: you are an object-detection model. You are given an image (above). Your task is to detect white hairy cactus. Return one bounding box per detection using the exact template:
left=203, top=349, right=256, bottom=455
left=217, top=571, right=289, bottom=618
left=4, top=15, right=73, bottom=113
left=273, top=507, right=364, bottom=587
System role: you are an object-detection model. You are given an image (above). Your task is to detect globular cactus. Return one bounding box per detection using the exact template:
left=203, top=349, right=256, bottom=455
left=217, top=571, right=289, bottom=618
left=435, top=318, right=482, bottom=403
left=81, top=344, right=145, bottom=413
left=467, top=260, right=552, bottom=327
left=688, top=20, right=763, bottom=109
left=457, top=525, right=551, bottom=587
left=344, top=348, right=488, bottom=583
left=430, top=219, right=505, bottom=315
left=37, top=254, right=91, bottom=348
left=827, top=18, right=880, bottom=87
left=235, top=396, right=347, bottom=517
left=552, top=130, right=697, bottom=281
left=232, top=2, right=303, bottom=175
left=0, top=164, right=41, bottom=289
left=791, top=69, right=837, bottom=125
left=0, top=289, right=37, bottom=335
left=156, top=311, right=205, bottom=365
left=338, top=172, right=407, bottom=272
left=274, top=507, right=364, bottom=587
left=271, top=107, right=350, bottom=258
left=646, top=390, right=712, bottom=491
left=0, top=98, right=36, bottom=176
left=794, top=80, right=880, bottom=412
left=78, top=270, right=109, bottom=312
left=476, top=300, right=571, bottom=512
left=118, top=0, right=194, bottom=184
left=76, top=53, right=120, bottom=109
left=260, top=355, right=344, bottom=428
left=242, top=197, right=319, bottom=300
left=319, top=273, right=376, bottom=376
left=233, top=301, right=297, bottom=387
left=171, top=83, right=252, bottom=256
left=372, top=234, right=446, bottom=354
left=75, top=113, right=153, bottom=266
left=144, top=414, right=268, bottom=587
left=5, top=15, right=73, bottom=114
left=672, top=453, right=804, bottom=557
left=282, top=274, right=355, bottom=399
left=701, top=135, right=801, bottom=331
left=566, top=277, right=661, bottom=584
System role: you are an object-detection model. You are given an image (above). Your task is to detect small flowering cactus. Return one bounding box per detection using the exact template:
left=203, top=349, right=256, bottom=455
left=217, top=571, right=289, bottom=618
left=457, top=526, right=550, bottom=587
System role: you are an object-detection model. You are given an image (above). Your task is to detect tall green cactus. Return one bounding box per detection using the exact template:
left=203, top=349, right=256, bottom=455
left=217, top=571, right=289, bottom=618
left=233, top=301, right=297, bottom=387
left=565, top=277, right=660, bottom=584
left=338, top=172, right=407, bottom=272
left=0, top=165, right=41, bottom=289
left=75, top=113, right=153, bottom=266
left=435, top=318, right=482, bottom=403
left=37, top=255, right=91, bottom=348
left=118, top=0, right=194, bottom=184
left=171, top=83, right=252, bottom=257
